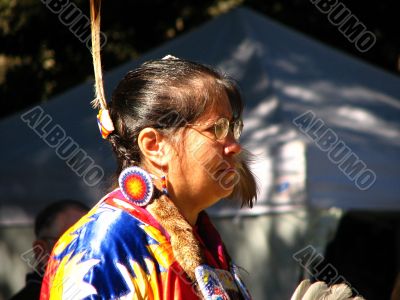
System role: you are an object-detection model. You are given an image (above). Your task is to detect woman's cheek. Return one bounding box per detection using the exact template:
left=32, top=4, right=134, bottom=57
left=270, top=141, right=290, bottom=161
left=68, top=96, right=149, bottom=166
left=187, top=138, right=211, bottom=163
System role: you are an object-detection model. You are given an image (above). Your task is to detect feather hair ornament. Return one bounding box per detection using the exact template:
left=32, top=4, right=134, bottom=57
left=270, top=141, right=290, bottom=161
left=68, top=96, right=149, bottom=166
left=89, top=0, right=114, bottom=138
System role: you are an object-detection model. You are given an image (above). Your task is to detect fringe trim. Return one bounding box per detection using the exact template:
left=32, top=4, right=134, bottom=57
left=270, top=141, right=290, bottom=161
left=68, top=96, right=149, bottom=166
left=146, top=195, right=205, bottom=281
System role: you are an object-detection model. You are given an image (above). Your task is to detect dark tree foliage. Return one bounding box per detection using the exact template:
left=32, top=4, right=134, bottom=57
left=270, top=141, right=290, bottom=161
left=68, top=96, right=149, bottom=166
left=0, top=0, right=399, bottom=119
left=245, top=0, right=400, bottom=77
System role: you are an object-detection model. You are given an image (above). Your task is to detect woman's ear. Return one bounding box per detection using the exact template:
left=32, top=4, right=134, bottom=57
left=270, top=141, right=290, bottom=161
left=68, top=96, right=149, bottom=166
left=138, top=128, right=162, bottom=165
left=138, top=128, right=174, bottom=166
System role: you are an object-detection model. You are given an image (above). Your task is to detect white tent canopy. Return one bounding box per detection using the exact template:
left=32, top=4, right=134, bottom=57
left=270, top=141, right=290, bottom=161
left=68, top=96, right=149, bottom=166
left=1, top=7, right=400, bottom=225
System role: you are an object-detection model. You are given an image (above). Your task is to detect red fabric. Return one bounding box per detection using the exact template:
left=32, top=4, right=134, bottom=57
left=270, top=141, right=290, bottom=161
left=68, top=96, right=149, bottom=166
left=194, top=212, right=230, bottom=271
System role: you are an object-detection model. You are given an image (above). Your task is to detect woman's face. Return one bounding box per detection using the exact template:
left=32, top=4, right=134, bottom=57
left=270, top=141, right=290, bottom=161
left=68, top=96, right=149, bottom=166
left=167, top=94, right=242, bottom=212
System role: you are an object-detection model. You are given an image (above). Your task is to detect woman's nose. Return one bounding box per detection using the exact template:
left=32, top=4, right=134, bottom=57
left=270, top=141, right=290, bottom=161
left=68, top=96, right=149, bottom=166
left=223, top=135, right=242, bottom=156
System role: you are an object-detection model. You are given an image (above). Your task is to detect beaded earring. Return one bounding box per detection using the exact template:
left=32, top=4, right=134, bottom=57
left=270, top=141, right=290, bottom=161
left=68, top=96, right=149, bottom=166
left=159, top=153, right=169, bottom=196
left=161, top=172, right=168, bottom=196
left=118, top=166, right=154, bottom=206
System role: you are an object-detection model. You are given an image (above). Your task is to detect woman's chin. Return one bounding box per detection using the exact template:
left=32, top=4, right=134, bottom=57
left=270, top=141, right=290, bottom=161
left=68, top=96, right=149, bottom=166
left=213, top=181, right=237, bottom=200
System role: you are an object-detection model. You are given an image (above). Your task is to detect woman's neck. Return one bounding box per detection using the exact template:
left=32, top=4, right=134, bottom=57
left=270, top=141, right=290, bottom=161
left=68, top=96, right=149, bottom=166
left=169, top=194, right=200, bottom=226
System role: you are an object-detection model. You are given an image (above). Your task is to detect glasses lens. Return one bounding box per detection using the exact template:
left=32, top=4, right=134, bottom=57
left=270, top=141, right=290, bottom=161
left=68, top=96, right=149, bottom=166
left=214, top=118, right=229, bottom=140
left=233, top=119, right=243, bottom=140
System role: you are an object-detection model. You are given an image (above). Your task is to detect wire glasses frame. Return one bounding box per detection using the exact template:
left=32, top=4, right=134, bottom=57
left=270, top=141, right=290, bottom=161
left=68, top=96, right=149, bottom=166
left=187, top=117, right=244, bottom=141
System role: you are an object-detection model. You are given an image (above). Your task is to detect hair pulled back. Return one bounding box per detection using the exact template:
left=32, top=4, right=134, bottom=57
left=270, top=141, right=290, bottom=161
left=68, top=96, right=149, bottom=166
left=107, top=58, right=243, bottom=173
left=107, top=57, right=256, bottom=208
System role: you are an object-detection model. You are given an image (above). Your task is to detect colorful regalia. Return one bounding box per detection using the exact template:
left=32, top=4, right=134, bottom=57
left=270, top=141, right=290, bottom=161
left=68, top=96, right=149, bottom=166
left=40, top=189, right=251, bottom=299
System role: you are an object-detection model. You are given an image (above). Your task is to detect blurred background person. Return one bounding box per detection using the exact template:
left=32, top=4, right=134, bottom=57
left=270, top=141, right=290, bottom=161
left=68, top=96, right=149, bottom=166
left=9, top=199, right=89, bottom=300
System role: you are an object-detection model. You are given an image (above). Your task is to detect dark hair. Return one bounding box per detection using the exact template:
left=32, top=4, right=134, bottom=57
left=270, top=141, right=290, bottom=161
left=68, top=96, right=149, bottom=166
left=34, top=199, right=89, bottom=237
left=108, top=58, right=243, bottom=172
left=107, top=57, right=257, bottom=207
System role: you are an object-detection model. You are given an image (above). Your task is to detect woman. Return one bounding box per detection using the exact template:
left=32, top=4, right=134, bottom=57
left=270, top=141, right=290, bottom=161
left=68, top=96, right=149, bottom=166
left=40, top=56, right=258, bottom=299
left=39, top=2, right=368, bottom=299
left=40, top=1, right=258, bottom=298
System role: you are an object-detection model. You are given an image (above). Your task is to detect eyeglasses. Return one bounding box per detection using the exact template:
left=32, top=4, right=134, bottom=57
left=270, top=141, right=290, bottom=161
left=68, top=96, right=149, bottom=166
left=187, top=117, right=243, bottom=141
